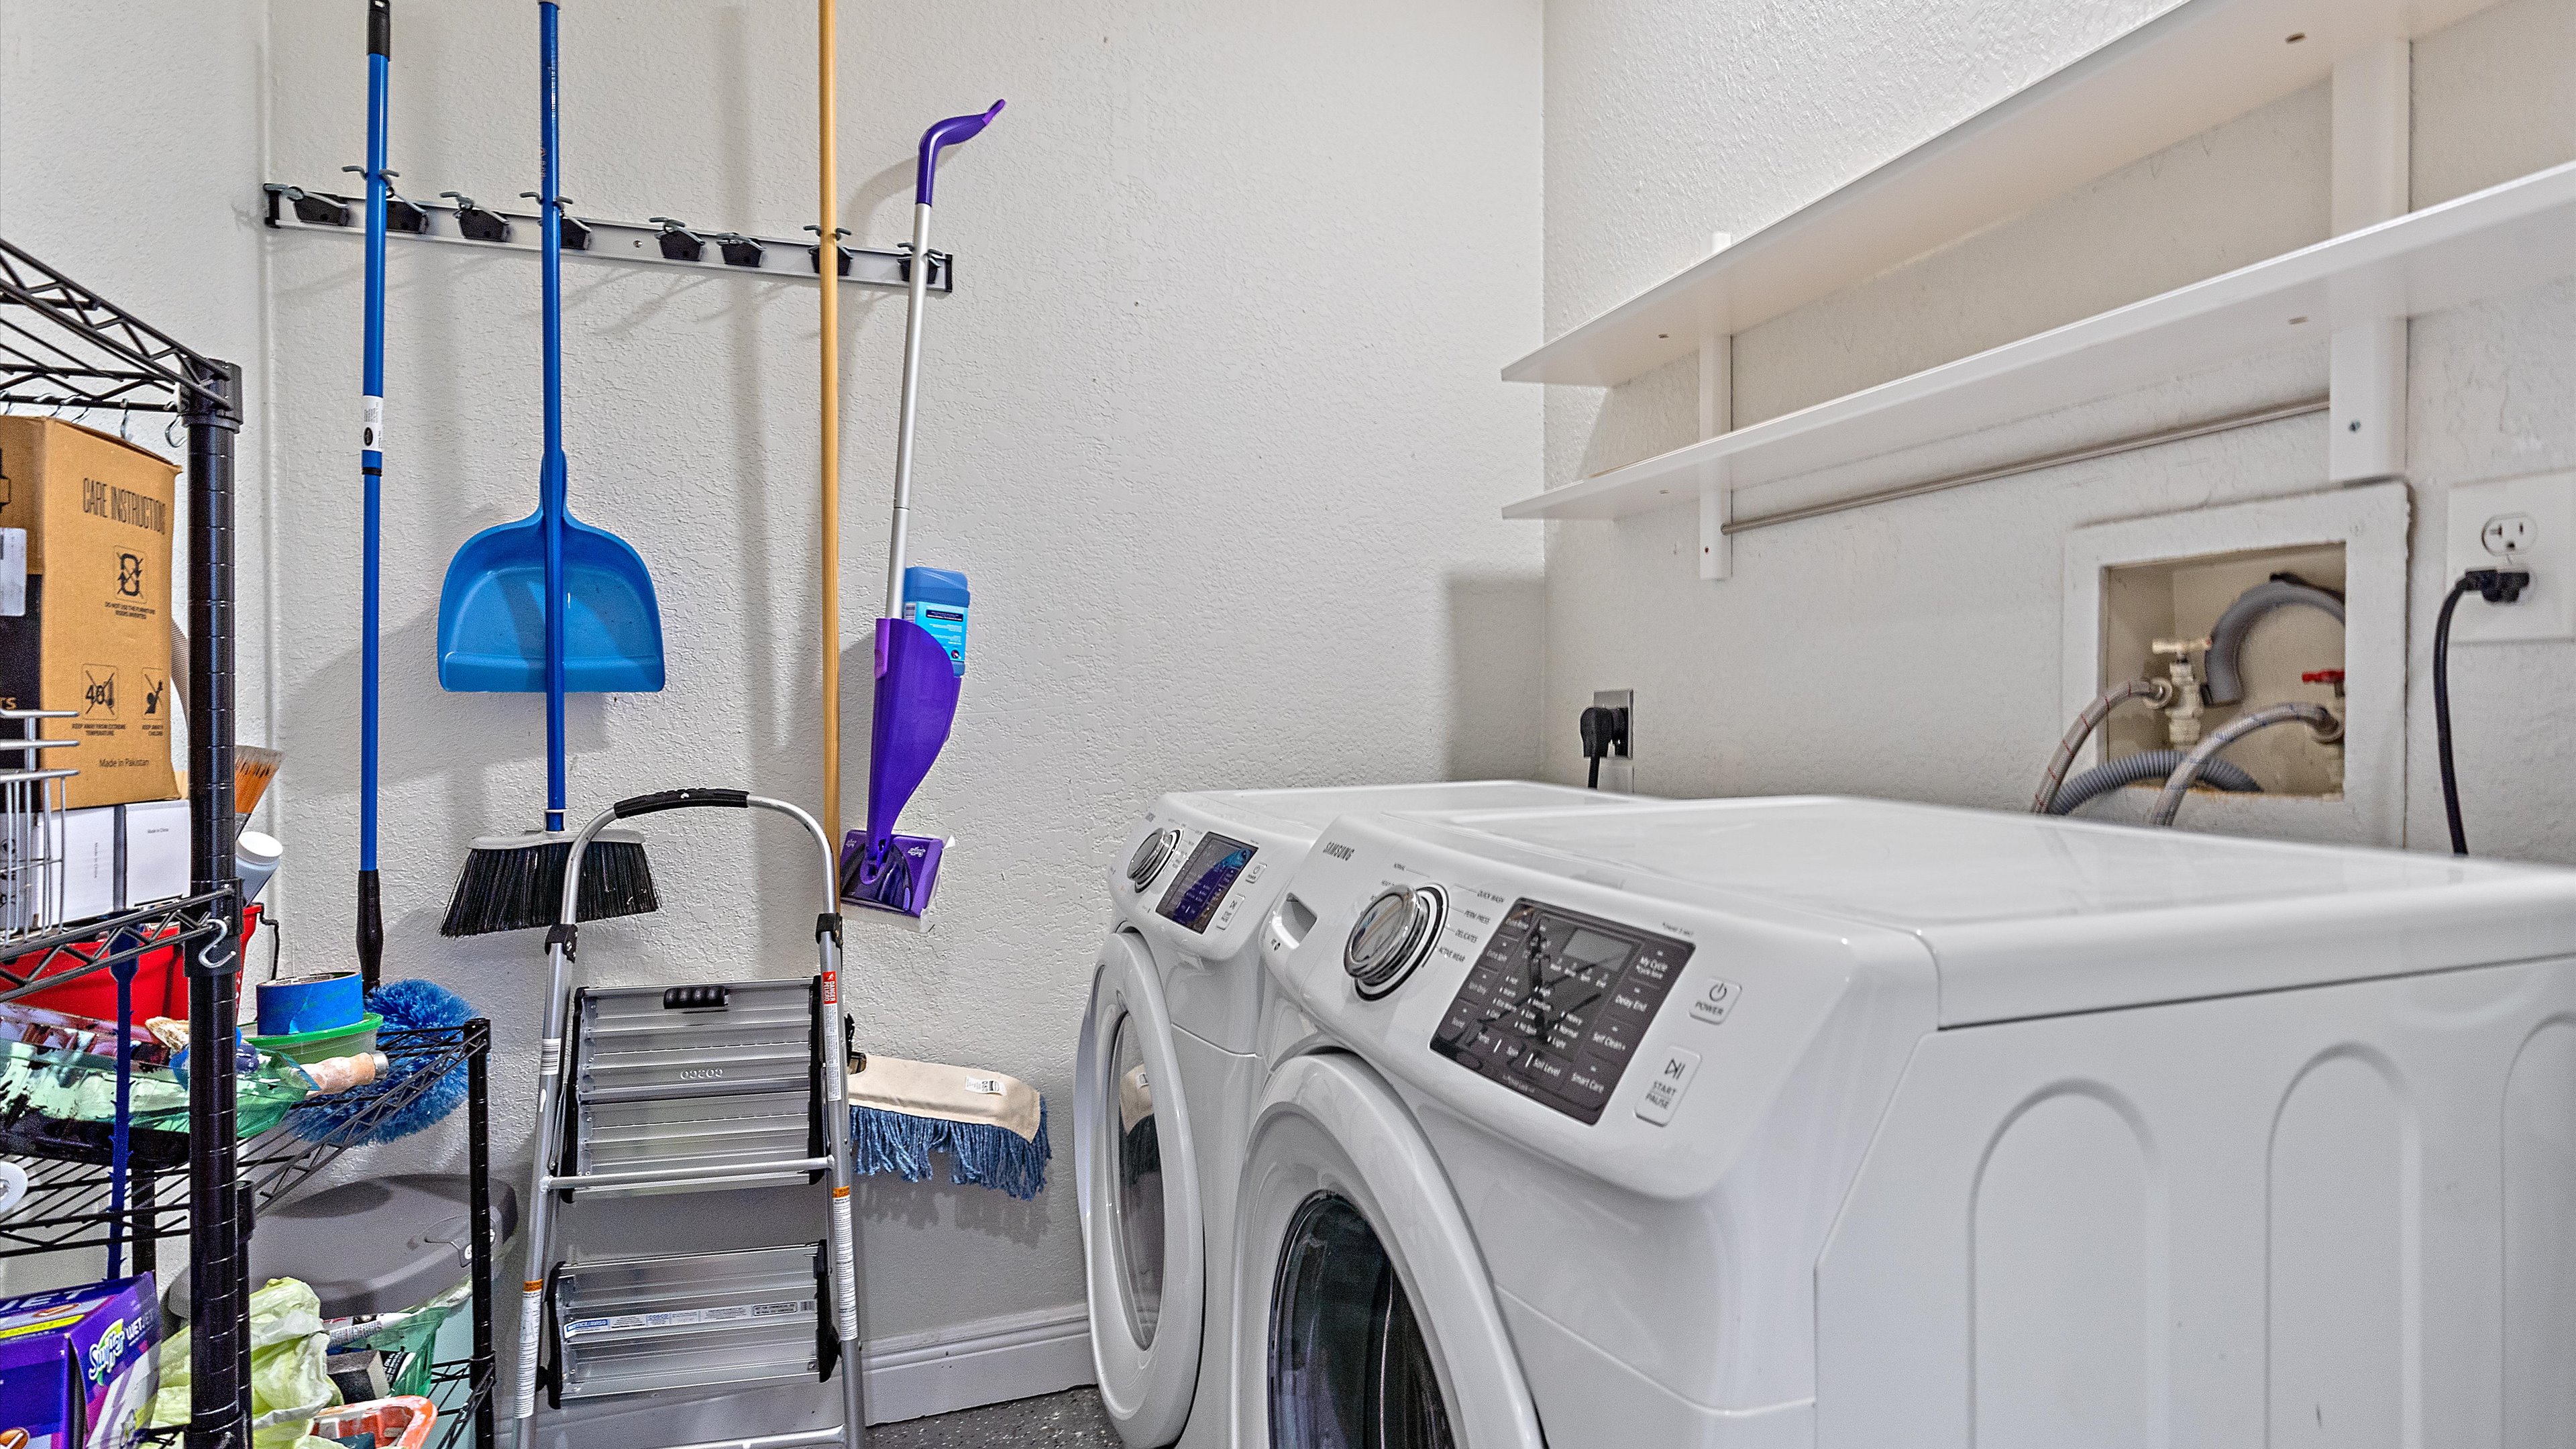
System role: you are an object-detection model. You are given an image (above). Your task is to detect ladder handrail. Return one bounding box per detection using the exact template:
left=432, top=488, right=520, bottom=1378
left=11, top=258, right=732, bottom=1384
left=558, top=788, right=840, bottom=926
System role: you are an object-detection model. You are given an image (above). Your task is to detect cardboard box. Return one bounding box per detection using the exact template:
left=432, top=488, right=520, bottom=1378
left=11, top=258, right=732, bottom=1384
left=0, top=1275, right=158, bottom=1449
left=0, top=420, right=178, bottom=809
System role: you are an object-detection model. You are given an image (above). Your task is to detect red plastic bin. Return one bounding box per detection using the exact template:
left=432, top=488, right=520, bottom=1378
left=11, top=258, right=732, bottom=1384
left=11, top=903, right=260, bottom=1022
left=307, top=1396, right=437, bottom=1449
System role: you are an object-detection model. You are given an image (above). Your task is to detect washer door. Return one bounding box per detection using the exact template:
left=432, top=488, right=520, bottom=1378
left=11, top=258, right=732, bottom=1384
left=1078, top=931, right=1205, bottom=1444
left=1234, top=1053, right=1544, bottom=1449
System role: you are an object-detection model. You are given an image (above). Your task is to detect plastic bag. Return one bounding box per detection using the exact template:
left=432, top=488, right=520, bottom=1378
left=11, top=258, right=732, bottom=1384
left=150, top=1277, right=342, bottom=1448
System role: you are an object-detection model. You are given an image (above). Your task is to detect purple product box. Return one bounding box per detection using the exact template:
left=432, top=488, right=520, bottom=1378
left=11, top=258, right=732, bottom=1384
left=0, top=1275, right=159, bottom=1449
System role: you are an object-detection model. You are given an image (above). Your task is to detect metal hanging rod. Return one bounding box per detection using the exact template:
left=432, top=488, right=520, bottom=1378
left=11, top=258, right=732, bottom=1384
left=261, top=182, right=955, bottom=293
left=1723, top=395, right=2330, bottom=537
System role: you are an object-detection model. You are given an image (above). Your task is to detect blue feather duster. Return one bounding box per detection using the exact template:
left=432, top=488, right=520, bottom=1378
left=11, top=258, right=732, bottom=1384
left=288, top=978, right=475, bottom=1144
left=851, top=1098, right=1049, bottom=1201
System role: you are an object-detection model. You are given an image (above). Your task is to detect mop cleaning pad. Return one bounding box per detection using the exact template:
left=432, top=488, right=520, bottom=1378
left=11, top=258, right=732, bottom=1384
left=848, top=1055, right=1049, bottom=1201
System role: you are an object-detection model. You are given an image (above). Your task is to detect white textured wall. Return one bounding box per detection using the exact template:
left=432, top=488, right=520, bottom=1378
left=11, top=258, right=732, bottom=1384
left=242, top=0, right=1543, bottom=1409
left=0, top=0, right=274, bottom=763
left=1541, top=0, right=2576, bottom=865
left=0, top=0, right=273, bottom=1302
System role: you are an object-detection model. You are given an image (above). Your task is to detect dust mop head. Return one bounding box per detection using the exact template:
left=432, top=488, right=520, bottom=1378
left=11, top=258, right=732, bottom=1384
left=288, top=978, right=476, bottom=1144
left=853, top=1101, right=1050, bottom=1201
left=439, top=827, right=657, bottom=937
left=847, top=1055, right=1050, bottom=1201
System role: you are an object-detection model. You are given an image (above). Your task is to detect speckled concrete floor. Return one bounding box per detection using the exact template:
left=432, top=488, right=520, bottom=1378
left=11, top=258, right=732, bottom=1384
left=872, top=1388, right=1124, bottom=1448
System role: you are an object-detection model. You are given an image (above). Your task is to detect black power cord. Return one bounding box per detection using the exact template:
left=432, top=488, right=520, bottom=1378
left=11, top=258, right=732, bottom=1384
left=2433, top=567, right=2530, bottom=855
left=1578, top=705, right=1629, bottom=790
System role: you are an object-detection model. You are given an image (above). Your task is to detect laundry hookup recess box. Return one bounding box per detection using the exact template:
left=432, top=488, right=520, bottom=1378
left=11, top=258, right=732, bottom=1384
left=0, top=419, right=177, bottom=808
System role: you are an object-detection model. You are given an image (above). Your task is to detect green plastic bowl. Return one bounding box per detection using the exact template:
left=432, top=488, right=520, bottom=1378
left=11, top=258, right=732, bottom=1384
left=249, top=1012, right=382, bottom=1066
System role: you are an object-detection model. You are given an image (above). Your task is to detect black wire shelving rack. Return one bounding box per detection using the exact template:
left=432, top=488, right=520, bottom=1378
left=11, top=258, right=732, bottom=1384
left=0, top=237, right=495, bottom=1449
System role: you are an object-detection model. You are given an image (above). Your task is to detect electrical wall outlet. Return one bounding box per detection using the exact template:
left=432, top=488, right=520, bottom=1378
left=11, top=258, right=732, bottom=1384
left=2447, top=473, right=2576, bottom=643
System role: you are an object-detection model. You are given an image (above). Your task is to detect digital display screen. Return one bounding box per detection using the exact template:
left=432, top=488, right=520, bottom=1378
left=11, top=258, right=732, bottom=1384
left=1154, top=833, right=1257, bottom=934
left=1560, top=928, right=1631, bottom=969
left=1430, top=899, right=1693, bottom=1125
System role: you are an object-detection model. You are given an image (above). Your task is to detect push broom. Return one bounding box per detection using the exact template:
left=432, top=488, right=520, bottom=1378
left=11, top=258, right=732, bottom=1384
left=435, top=3, right=666, bottom=935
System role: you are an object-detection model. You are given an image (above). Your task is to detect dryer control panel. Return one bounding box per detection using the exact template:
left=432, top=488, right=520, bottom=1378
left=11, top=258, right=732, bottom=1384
left=1155, top=830, right=1258, bottom=934
left=1430, top=898, right=1694, bottom=1124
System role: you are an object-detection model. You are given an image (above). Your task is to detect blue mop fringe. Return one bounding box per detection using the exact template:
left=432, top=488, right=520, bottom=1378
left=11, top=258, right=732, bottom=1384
left=852, top=1097, right=1050, bottom=1201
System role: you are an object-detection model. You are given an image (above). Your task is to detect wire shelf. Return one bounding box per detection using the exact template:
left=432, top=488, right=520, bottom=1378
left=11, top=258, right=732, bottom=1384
left=0, top=239, right=230, bottom=415
left=0, top=1022, right=487, bottom=1261
left=0, top=892, right=231, bottom=1006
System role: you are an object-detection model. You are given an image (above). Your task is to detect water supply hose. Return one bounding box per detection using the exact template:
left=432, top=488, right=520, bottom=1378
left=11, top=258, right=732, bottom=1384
left=2031, top=678, right=2176, bottom=812
left=2046, top=749, right=2261, bottom=816
left=2204, top=576, right=2345, bottom=705
left=2149, top=702, right=2343, bottom=827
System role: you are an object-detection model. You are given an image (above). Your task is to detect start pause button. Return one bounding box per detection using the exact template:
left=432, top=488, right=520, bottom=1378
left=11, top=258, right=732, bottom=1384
left=1635, top=1045, right=1702, bottom=1127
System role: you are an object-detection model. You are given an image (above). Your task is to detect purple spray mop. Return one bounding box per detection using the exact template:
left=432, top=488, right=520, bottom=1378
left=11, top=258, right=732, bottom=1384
left=841, top=100, right=1004, bottom=918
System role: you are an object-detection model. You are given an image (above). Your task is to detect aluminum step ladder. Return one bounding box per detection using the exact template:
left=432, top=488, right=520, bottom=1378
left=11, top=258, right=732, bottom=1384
left=517, top=789, right=865, bottom=1449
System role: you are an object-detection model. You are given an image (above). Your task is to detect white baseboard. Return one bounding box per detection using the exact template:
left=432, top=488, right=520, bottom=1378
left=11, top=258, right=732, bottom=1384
left=862, top=1303, right=1097, bottom=1426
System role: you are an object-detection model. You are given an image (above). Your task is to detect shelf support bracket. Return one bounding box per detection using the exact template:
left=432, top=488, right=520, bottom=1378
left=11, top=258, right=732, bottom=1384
left=2328, top=38, right=2410, bottom=484
left=1699, top=331, right=1732, bottom=580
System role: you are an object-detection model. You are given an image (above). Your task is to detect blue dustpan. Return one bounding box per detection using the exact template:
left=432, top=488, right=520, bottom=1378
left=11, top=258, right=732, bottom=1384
left=436, top=465, right=665, bottom=692
left=433, top=13, right=661, bottom=701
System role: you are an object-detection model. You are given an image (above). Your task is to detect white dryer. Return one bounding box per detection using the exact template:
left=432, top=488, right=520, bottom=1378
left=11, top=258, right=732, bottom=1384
left=1248, top=796, right=2576, bottom=1448
left=1076, top=782, right=1611, bottom=1449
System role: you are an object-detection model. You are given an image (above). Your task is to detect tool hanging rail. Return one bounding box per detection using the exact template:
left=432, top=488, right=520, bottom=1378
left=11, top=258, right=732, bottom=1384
left=262, top=183, right=955, bottom=292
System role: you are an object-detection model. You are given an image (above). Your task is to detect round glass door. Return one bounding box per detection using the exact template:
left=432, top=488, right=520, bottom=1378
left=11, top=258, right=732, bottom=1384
left=1107, top=1012, right=1166, bottom=1346
left=1269, top=1193, right=1456, bottom=1449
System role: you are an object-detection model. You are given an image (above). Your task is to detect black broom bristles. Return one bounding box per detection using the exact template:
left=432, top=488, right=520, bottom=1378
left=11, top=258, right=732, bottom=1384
left=439, top=830, right=660, bottom=937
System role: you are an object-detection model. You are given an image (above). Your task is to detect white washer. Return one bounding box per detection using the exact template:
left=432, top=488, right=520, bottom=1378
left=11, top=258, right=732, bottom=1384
left=1248, top=796, right=2576, bottom=1448
left=1077, top=782, right=1612, bottom=1448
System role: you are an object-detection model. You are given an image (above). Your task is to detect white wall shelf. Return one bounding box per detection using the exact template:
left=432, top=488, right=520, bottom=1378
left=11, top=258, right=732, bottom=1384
left=1505, top=0, right=2496, bottom=389
left=1504, top=159, right=2576, bottom=523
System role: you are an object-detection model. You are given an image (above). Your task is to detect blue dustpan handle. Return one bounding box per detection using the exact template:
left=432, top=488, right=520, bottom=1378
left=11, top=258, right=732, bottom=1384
left=539, top=1, right=568, bottom=831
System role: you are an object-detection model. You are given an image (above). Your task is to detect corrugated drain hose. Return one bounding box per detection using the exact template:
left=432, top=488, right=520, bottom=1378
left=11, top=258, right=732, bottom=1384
left=2047, top=749, right=2261, bottom=817
left=2032, top=679, right=2176, bottom=812
left=2149, top=702, right=2343, bottom=827
left=2204, top=576, right=2345, bottom=706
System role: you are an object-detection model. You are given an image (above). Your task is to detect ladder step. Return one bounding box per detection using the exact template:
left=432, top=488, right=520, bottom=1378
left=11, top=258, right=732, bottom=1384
left=547, top=1159, right=828, bottom=1195
left=564, top=977, right=826, bottom=1194
left=639, top=1428, right=857, bottom=1449
left=549, top=1244, right=833, bottom=1404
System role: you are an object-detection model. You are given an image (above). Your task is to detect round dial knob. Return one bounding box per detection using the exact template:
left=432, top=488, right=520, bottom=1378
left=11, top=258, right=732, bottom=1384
left=1126, top=828, right=1181, bottom=891
left=1344, top=884, right=1445, bottom=998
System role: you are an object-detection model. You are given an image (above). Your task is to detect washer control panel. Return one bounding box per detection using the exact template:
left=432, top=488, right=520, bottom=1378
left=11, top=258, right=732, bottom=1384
left=1430, top=898, right=1695, bottom=1125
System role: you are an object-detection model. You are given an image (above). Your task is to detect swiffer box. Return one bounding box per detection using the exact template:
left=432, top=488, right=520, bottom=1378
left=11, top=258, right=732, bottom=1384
left=0, top=419, right=178, bottom=808
left=0, top=1275, right=158, bottom=1449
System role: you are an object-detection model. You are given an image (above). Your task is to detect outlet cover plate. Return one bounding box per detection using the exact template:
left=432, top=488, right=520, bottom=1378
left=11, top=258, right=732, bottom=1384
left=2447, top=472, right=2576, bottom=643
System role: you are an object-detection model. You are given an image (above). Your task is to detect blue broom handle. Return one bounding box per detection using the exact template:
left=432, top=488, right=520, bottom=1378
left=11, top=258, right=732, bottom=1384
left=539, top=1, right=567, bottom=833
left=361, top=36, right=389, bottom=869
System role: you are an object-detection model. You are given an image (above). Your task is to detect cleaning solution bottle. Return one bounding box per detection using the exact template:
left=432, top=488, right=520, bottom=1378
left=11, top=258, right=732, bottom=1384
left=902, top=567, right=969, bottom=676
